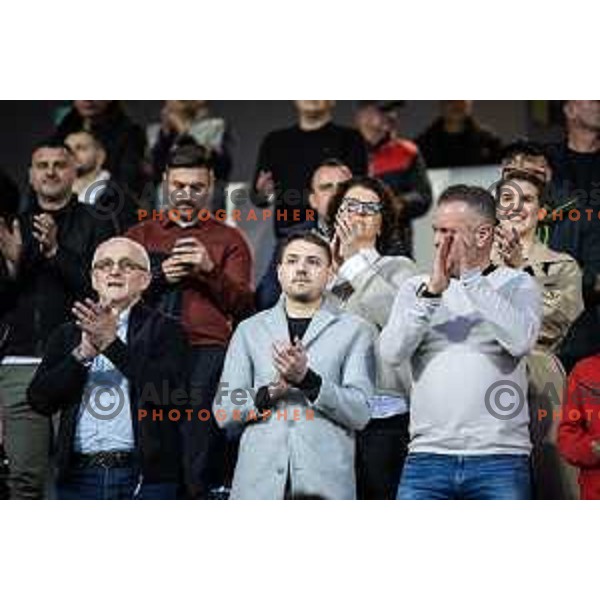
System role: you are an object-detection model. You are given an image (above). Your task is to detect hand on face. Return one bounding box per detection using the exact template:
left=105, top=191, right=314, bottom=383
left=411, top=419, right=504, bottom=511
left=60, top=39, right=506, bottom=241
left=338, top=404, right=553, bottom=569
left=334, top=210, right=379, bottom=263
left=72, top=298, right=118, bottom=352
left=452, top=225, right=481, bottom=273
left=428, top=225, right=484, bottom=293
left=428, top=233, right=454, bottom=295
left=272, top=337, right=309, bottom=385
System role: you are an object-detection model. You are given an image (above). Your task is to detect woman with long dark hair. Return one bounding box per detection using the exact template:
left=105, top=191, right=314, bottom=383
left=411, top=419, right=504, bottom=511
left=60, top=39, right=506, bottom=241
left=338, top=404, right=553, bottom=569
left=326, top=176, right=417, bottom=499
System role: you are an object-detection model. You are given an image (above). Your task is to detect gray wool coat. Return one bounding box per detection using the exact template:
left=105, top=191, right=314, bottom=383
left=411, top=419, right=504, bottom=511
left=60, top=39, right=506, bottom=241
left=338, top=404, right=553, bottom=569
left=213, top=297, right=376, bottom=499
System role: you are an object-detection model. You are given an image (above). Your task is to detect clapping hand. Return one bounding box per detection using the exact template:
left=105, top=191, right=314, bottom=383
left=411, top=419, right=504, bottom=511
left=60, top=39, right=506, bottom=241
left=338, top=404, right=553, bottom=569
left=272, top=337, right=309, bottom=385
left=72, top=299, right=118, bottom=352
left=494, top=225, right=524, bottom=268
left=32, top=213, right=58, bottom=258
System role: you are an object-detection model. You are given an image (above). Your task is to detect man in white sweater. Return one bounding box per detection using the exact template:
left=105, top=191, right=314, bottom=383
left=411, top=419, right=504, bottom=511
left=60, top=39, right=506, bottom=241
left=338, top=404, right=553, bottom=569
left=380, top=185, right=542, bottom=499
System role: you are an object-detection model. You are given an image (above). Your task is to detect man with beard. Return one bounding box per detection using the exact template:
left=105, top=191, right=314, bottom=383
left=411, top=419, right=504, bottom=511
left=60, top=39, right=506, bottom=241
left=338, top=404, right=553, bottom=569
left=251, top=101, right=367, bottom=310
left=214, top=231, right=375, bottom=499
left=126, top=142, right=254, bottom=498
left=0, top=139, right=112, bottom=498
left=55, top=101, right=146, bottom=197
left=64, top=130, right=111, bottom=206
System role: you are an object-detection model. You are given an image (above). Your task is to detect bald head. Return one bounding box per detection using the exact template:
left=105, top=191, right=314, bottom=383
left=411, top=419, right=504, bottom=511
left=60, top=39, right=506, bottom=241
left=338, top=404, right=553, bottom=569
left=93, top=237, right=150, bottom=271
left=91, top=237, right=151, bottom=309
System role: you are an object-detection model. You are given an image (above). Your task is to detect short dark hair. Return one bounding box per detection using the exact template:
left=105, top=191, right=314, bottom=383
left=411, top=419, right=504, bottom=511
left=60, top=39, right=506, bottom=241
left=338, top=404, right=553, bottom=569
left=501, top=139, right=549, bottom=164
left=315, top=158, right=349, bottom=171
left=310, top=158, right=351, bottom=190
left=438, top=184, right=497, bottom=225
left=326, top=176, right=396, bottom=254
left=31, top=137, right=74, bottom=158
left=166, top=142, right=213, bottom=171
left=277, top=231, right=332, bottom=265
left=500, top=169, right=545, bottom=198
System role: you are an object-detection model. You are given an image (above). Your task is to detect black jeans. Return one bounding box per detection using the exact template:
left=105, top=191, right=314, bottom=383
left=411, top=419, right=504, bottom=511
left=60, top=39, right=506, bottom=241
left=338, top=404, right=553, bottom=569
left=355, top=413, right=410, bottom=500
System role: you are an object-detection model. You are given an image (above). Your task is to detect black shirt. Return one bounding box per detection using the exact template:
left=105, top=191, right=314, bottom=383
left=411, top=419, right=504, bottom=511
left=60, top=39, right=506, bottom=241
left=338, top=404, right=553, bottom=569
left=287, top=316, right=311, bottom=343
left=416, top=117, right=503, bottom=169
left=255, top=314, right=322, bottom=411
left=252, top=122, right=368, bottom=237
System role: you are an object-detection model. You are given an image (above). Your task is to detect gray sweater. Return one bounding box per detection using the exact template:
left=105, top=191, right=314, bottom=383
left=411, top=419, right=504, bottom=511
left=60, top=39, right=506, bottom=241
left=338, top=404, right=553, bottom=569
left=380, top=266, right=543, bottom=455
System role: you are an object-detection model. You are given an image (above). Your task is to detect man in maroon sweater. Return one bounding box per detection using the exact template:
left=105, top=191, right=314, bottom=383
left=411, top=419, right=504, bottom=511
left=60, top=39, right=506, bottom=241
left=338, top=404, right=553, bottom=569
left=127, top=143, right=254, bottom=498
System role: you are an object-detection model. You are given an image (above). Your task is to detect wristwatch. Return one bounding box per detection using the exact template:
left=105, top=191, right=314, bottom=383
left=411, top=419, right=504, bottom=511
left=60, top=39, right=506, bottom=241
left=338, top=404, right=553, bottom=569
left=416, top=282, right=442, bottom=299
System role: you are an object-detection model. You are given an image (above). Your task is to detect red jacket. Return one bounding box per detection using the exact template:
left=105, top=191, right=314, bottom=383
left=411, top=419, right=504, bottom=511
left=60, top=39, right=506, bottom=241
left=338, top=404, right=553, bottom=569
left=127, top=216, right=254, bottom=347
left=557, top=355, right=600, bottom=499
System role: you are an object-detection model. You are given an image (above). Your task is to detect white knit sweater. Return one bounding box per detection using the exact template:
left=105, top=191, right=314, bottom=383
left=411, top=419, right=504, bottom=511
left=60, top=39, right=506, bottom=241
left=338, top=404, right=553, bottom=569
left=380, top=266, right=542, bottom=455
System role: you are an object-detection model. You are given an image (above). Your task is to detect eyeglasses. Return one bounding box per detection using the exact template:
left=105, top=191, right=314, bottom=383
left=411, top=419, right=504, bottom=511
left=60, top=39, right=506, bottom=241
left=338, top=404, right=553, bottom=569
left=92, top=258, right=148, bottom=274
left=341, top=198, right=383, bottom=216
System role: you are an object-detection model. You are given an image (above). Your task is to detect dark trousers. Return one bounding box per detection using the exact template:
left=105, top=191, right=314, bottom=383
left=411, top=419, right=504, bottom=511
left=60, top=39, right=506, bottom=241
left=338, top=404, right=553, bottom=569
left=57, top=466, right=177, bottom=500
left=356, top=413, right=410, bottom=500
left=181, top=345, right=233, bottom=498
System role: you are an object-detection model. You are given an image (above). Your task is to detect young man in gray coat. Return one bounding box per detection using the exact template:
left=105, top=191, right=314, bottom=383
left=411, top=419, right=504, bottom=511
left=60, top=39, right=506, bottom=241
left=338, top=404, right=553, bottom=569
left=214, top=231, right=375, bottom=499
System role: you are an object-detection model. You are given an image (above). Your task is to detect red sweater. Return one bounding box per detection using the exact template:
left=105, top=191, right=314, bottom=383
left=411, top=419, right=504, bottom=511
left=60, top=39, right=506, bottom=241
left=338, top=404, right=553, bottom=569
left=557, top=355, right=600, bottom=499
left=127, top=216, right=254, bottom=347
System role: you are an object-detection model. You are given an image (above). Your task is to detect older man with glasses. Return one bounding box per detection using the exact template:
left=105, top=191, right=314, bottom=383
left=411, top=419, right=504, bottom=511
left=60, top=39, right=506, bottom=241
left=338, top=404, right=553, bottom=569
left=27, top=237, right=190, bottom=499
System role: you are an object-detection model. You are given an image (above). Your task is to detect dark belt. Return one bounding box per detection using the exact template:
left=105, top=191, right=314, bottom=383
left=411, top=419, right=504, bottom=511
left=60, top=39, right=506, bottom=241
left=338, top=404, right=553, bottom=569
left=72, top=451, right=133, bottom=469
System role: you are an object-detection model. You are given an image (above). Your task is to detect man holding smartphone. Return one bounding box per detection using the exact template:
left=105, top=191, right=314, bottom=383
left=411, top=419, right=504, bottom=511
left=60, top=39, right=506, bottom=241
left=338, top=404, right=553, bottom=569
left=127, top=143, right=255, bottom=498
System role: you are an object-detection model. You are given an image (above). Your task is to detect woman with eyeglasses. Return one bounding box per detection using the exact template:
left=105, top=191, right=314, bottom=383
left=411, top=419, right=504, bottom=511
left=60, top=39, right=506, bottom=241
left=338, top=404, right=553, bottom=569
left=325, top=176, right=417, bottom=499
left=494, top=169, right=584, bottom=498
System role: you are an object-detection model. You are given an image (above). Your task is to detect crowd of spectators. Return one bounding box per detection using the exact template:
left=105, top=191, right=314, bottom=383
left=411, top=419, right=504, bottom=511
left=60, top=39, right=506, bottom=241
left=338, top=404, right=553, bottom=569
left=1, top=99, right=600, bottom=500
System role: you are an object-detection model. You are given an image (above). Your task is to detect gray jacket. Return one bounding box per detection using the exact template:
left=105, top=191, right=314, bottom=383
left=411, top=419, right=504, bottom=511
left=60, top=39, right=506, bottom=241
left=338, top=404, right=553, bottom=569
left=328, top=249, right=417, bottom=402
left=214, top=297, right=376, bottom=499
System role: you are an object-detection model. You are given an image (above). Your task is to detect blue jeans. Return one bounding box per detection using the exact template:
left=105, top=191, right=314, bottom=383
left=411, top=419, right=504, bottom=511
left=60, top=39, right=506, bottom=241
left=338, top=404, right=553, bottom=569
left=57, top=467, right=178, bottom=500
left=397, top=453, right=531, bottom=500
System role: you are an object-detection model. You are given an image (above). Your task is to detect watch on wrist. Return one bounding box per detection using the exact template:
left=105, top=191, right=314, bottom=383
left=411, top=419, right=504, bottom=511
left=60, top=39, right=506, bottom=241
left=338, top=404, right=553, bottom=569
left=72, top=346, right=94, bottom=367
left=416, top=282, right=442, bottom=299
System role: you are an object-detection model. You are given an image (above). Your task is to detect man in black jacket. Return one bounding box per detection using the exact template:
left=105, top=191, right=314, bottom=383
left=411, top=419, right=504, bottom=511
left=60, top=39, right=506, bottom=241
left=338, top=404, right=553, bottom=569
left=55, top=101, right=148, bottom=229
left=251, top=101, right=368, bottom=310
left=0, top=139, right=112, bottom=499
left=545, top=101, right=600, bottom=371
left=417, top=101, right=503, bottom=169
left=28, top=237, right=189, bottom=499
